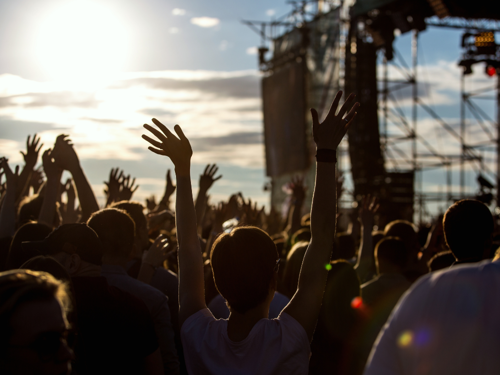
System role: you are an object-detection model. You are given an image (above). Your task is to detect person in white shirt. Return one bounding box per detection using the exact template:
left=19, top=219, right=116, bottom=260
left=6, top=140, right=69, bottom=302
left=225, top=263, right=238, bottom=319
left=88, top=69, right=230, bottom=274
left=142, top=91, right=359, bottom=375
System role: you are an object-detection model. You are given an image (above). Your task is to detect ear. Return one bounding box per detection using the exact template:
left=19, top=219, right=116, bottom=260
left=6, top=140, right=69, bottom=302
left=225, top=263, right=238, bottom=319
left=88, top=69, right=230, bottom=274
left=67, top=253, right=81, bottom=275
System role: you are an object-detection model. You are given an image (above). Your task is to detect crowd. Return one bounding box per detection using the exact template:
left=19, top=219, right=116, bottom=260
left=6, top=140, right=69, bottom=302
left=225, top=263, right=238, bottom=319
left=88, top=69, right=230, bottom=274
left=0, top=91, right=499, bottom=375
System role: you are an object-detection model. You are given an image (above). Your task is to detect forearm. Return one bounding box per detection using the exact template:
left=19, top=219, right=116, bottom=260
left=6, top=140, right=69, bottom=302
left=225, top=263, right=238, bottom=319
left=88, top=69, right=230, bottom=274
left=290, top=198, right=304, bottom=235
left=194, top=187, right=208, bottom=231
left=16, top=165, right=33, bottom=202
left=38, top=175, right=61, bottom=227
left=298, top=162, right=336, bottom=288
left=354, top=222, right=376, bottom=281
left=0, top=190, right=16, bottom=238
left=176, top=173, right=206, bottom=319
left=71, top=166, right=99, bottom=221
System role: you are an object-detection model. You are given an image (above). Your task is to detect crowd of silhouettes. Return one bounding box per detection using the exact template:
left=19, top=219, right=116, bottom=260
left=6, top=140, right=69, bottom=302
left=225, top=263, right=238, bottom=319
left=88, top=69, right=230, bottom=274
left=1, top=91, right=500, bottom=375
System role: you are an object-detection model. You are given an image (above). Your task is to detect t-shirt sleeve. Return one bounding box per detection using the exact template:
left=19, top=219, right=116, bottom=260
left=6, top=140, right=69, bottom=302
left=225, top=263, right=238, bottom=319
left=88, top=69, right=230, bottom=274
left=278, top=312, right=310, bottom=352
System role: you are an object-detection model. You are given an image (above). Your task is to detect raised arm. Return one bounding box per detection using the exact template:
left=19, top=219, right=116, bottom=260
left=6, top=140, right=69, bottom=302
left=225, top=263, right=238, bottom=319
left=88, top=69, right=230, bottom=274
left=354, top=195, right=379, bottom=283
left=282, top=91, right=359, bottom=340
left=38, top=149, right=63, bottom=227
left=16, top=134, right=43, bottom=202
left=52, top=135, right=99, bottom=221
left=194, top=164, right=221, bottom=232
left=0, top=158, right=20, bottom=238
left=143, top=119, right=205, bottom=326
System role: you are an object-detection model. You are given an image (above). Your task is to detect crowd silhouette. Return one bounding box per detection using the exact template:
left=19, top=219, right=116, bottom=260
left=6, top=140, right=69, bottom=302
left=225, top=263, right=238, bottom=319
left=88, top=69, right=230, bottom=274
left=1, top=91, right=499, bottom=375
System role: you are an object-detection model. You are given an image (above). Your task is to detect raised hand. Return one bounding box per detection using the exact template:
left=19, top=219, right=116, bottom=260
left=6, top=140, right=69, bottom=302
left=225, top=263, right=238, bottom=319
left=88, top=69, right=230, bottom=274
left=42, top=149, right=63, bottom=181
left=311, top=91, right=359, bottom=150
left=289, top=175, right=306, bottom=201
left=51, top=134, right=81, bottom=173
left=21, top=134, right=43, bottom=168
left=118, top=174, right=139, bottom=201
left=0, top=158, right=20, bottom=192
left=146, top=195, right=157, bottom=212
left=142, top=234, right=173, bottom=268
left=359, top=195, right=379, bottom=226
left=199, top=164, right=222, bottom=192
left=142, top=119, right=192, bottom=174
left=165, top=169, right=176, bottom=198
left=104, top=167, right=123, bottom=205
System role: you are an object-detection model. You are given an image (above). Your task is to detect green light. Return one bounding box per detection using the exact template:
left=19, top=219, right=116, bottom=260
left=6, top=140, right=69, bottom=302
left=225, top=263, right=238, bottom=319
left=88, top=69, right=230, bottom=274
left=325, top=264, right=332, bottom=271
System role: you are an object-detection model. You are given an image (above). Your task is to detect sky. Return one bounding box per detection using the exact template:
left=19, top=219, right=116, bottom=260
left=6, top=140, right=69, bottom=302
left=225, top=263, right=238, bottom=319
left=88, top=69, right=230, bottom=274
left=0, top=0, right=498, bottom=218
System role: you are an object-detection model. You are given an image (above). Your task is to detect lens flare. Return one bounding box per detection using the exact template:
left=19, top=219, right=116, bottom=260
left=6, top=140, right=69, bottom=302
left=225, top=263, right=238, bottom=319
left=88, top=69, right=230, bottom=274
left=325, top=264, right=332, bottom=271
left=351, top=296, right=363, bottom=309
left=398, top=330, right=413, bottom=347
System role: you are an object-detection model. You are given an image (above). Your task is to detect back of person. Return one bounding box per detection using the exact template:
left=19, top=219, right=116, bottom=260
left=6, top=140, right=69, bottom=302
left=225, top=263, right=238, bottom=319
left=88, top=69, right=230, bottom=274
left=364, top=260, right=500, bottom=375
left=72, top=276, right=159, bottom=374
left=181, top=309, right=309, bottom=375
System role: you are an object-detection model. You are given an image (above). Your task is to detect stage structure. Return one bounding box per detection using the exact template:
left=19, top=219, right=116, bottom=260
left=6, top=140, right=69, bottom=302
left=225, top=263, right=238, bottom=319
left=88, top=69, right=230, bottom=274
left=244, top=0, right=500, bottom=225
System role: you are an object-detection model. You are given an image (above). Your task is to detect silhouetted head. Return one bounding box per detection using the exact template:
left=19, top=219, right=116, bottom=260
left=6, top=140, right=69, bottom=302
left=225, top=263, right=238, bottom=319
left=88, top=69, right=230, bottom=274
left=7, top=222, right=53, bottom=270
left=18, top=195, right=60, bottom=228
left=110, top=201, right=149, bottom=251
left=375, top=237, right=408, bottom=275
left=0, top=270, right=72, bottom=375
left=282, top=241, right=309, bottom=298
left=384, top=220, right=419, bottom=264
left=21, top=256, right=71, bottom=284
left=291, top=228, right=311, bottom=246
left=87, top=208, right=135, bottom=260
left=318, top=260, right=360, bottom=341
left=210, top=226, right=279, bottom=314
left=443, top=199, right=493, bottom=261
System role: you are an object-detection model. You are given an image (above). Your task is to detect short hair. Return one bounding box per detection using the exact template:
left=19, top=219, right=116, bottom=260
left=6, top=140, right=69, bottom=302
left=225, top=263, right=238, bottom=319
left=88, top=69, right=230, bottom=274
left=22, top=224, right=104, bottom=266
left=111, top=201, right=147, bottom=232
left=6, top=222, right=53, bottom=270
left=375, top=237, right=408, bottom=271
left=443, top=199, right=493, bottom=261
left=18, top=195, right=61, bottom=228
left=384, top=220, right=419, bottom=258
left=87, top=209, right=135, bottom=258
left=21, top=256, right=72, bottom=283
left=282, top=241, right=309, bottom=298
left=0, top=270, right=70, bottom=353
left=291, top=228, right=311, bottom=246
left=210, top=226, right=278, bottom=314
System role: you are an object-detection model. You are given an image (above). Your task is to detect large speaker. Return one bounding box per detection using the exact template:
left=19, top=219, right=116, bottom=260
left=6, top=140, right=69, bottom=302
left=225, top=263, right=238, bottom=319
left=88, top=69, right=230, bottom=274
left=344, top=22, right=386, bottom=200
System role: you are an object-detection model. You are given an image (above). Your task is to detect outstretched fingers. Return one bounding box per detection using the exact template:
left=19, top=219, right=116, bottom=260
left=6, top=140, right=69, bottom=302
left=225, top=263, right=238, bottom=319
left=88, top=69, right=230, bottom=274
left=143, top=124, right=168, bottom=144
left=152, top=118, right=176, bottom=139
left=325, top=91, right=343, bottom=120
left=336, top=93, right=356, bottom=120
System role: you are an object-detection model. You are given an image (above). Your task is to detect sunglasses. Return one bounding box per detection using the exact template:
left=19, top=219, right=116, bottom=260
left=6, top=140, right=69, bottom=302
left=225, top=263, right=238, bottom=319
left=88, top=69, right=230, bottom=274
left=11, top=329, right=76, bottom=362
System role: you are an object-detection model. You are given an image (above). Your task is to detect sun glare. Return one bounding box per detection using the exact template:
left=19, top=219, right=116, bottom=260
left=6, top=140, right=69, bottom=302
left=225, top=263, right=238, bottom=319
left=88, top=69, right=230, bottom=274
left=36, top=1, right=130, bottom=86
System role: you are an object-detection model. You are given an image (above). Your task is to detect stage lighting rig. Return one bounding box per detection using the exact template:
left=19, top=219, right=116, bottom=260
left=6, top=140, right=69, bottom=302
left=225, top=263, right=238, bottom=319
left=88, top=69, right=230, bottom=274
left=458, top=31, right=499, bottom=76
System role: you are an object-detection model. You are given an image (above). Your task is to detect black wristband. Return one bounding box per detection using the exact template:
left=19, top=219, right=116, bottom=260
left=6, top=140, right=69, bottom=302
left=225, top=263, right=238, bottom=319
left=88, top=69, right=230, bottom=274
left=315, top=149, right=337, bottom=163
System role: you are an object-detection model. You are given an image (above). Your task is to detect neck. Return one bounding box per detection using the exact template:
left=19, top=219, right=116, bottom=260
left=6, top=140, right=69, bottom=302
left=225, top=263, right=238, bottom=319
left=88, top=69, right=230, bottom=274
left=227, top=299, right=271, bottom=342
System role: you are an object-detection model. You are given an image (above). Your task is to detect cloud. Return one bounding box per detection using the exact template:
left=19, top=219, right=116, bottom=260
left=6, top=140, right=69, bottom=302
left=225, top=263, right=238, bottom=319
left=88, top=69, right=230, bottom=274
left=219, top=40, right=229, bottom=51
left=191, top=17, right=220, bottom=28
left=246, top=47, right=258, bottom=55
left=266, top=9, right=276, bottom=17
left=169, top=27, right=179, bottom=34
left=172, top=8, right=186, bottom=16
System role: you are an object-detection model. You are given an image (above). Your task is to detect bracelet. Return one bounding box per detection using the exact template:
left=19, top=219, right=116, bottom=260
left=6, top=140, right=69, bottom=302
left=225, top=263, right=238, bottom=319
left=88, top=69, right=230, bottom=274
left=315, top=149, right=337, bottom=163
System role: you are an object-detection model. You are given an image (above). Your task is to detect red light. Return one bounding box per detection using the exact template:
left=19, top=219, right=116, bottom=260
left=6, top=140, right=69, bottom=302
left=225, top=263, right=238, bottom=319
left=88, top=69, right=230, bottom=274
left=351, top=297, right=363, bottom=309
left=487, top=66, right=496, bottom=77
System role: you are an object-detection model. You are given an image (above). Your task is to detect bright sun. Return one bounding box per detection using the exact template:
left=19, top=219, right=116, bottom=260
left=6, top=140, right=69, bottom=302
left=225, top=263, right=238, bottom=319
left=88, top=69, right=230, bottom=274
left=36, top=1, right=130, bottom=85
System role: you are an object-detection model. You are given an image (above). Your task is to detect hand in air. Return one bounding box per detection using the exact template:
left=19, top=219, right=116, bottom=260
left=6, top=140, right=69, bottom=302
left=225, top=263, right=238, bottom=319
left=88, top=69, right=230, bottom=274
left=21, top=134, right=43, bottom=168
left=359, top=195, right=379, bottom=226
left=42, top=149, right=63, bottom=180
left=118, top=174, right=139, bottom=201
left=311, top=91, right=359, bottom=150
left=165, top=169, right=176, bottom=198
left=289, top=176, right=306, bottom=201
left=199, top=164, right=222, bottom=192
left=142, top=119, right=192, bottom=174
left=0, top=158, right=20, bottom=192
left=52, top=134, right=81, bottom=173
left=142, top=234, right=174, bottom=268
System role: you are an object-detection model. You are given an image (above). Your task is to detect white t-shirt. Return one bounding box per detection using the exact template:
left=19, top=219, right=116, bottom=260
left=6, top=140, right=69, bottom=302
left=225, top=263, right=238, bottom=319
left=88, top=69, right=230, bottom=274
left=181, top=308, right=310, bottom=375
left=208, top=292, right=290, bottom=320
left=364, top=259, right=500, bottom=375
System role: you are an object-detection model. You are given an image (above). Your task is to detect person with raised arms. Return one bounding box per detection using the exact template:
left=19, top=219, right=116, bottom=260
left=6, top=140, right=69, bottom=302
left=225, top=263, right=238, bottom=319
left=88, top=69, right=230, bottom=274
left=142, top=91, right=359, bottom=375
